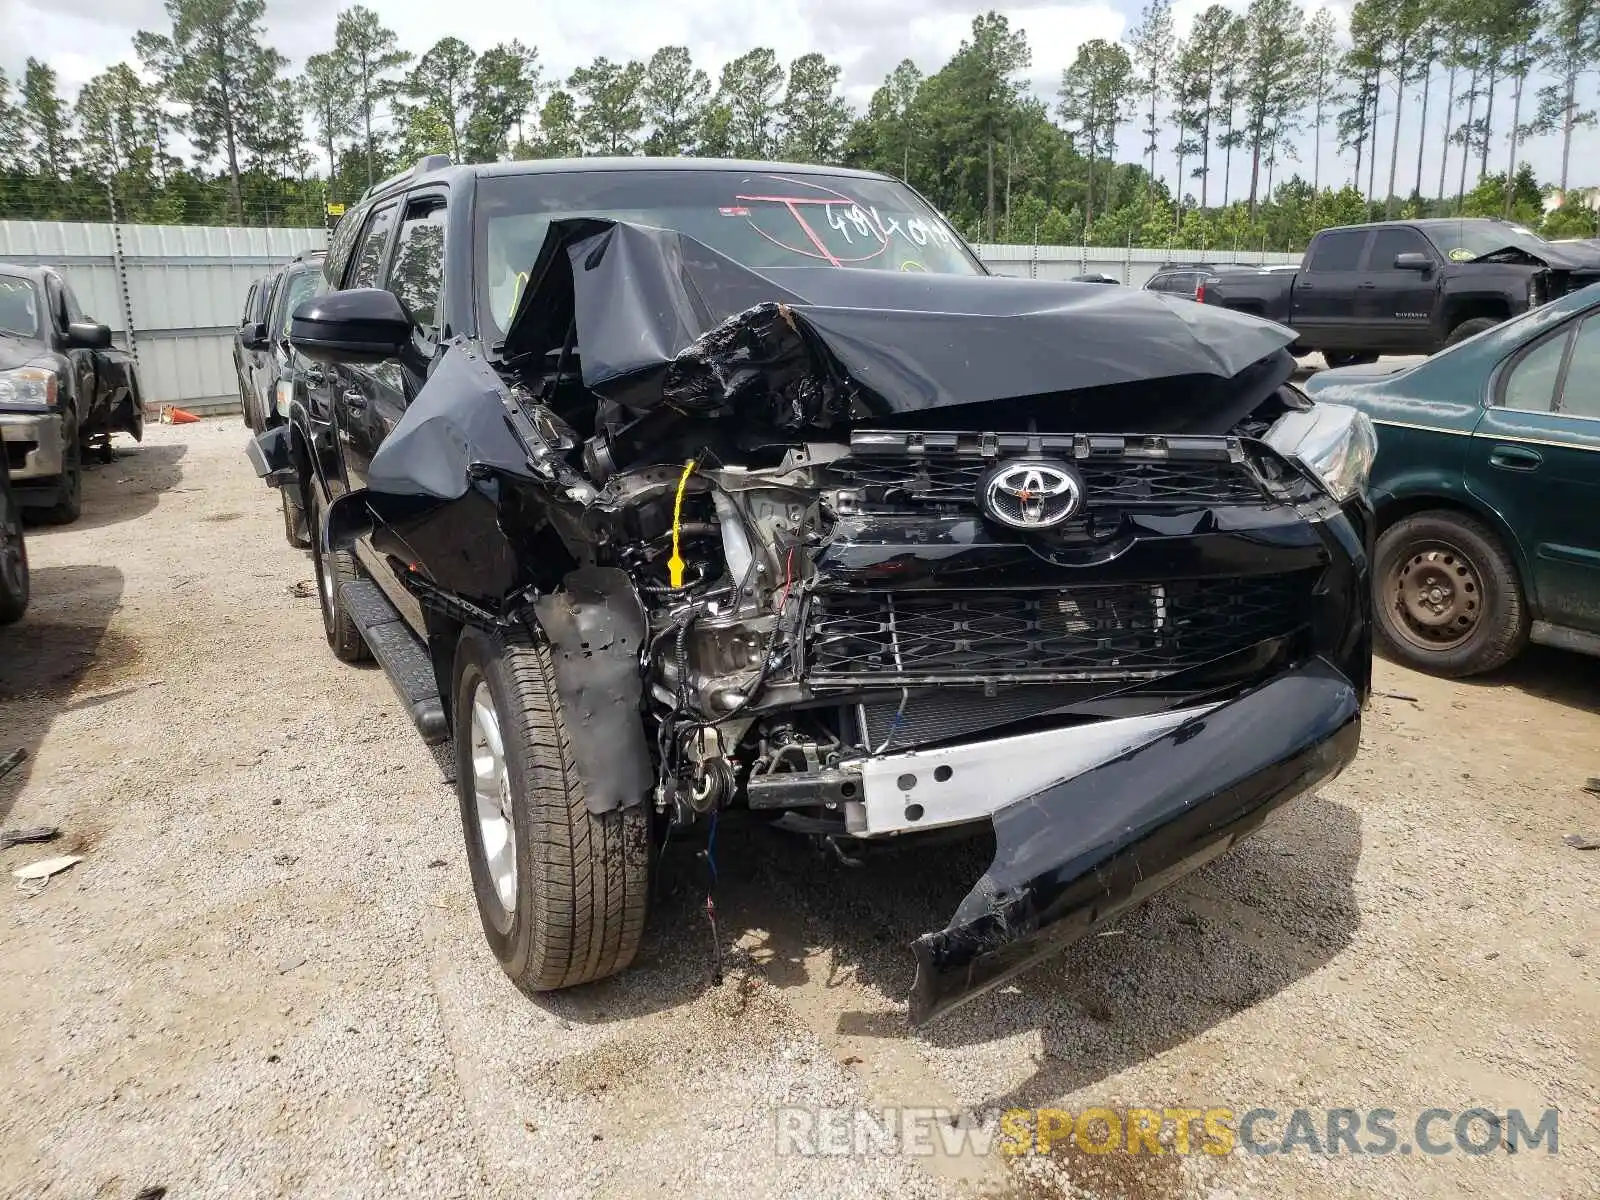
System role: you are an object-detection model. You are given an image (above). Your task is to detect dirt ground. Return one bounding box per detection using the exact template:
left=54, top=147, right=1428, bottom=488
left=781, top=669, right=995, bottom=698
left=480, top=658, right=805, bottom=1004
left=1, top=422, right=1596, bottom=1200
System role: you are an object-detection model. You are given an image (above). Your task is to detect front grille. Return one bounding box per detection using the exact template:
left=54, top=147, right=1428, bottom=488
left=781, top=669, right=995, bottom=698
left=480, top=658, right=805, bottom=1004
left=805, top=575, right=1311, bottom=685
left=827, top=454, right=1264, bottom=507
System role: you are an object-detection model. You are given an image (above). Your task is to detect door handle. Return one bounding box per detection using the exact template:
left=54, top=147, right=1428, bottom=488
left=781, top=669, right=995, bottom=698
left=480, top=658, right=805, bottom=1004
left=342, top=389, right=368, bottom=412
left=1357, top=281, right=1376, bottom=289
left=1489, top=444, right=1542, bottom=471
left=1299, top=282, right=1315, bottom=289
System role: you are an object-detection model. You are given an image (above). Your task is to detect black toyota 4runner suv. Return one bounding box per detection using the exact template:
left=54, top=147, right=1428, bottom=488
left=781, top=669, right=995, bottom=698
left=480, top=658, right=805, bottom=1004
left=249, top=157, right=1373, bottom=1024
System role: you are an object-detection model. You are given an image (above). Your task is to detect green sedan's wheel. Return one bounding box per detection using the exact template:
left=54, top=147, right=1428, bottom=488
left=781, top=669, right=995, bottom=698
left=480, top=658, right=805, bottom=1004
left=1375, top=511, right=1528, bottom=677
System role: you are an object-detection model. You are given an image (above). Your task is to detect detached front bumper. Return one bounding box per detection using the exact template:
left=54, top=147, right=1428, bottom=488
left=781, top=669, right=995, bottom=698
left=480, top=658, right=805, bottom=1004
left=909, top=656, right=1361, bottom=1025
left=0, top=409, right=66, bottom=480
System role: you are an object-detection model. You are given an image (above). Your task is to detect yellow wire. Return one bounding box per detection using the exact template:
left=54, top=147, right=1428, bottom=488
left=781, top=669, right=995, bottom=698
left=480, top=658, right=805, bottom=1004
left=668, top=459, right=696, bottom=589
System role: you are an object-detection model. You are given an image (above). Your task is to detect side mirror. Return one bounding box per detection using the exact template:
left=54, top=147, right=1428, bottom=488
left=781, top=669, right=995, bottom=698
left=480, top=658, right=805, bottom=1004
left=241, top=321, right=269, bottom=351
left=290, top=288, right=409, bottom=366
left=66, top=321, right=112, bottom=350
left=1394, top=252, right=1431, bottom=272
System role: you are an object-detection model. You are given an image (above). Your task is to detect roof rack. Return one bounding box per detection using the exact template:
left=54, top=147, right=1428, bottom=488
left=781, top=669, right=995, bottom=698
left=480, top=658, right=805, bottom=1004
left=359, top=154, right=453, bottom=204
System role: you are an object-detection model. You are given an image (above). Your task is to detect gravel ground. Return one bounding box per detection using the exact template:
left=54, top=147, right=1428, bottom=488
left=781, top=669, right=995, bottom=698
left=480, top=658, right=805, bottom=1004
left=0, top=421, right=1596, bottom=1200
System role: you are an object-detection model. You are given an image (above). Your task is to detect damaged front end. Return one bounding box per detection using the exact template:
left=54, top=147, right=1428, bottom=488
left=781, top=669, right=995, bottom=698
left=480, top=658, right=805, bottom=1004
left=339, top=219, right=1372, bottom=1023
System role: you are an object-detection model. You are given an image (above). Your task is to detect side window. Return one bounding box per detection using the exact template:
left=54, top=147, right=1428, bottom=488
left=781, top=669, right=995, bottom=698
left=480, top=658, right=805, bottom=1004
left=1366, top=228, right=1430, bottom=269
left=1499, top=329, right=1568, bottom=413
left=1146, top=275, right=1169, bottom=293
left=272, top=268, right=323, bottom=340
left=347, top=203, right=398, bottom=289
left=385, top=198, right=448, bottom=336
left=44, top=277, right=66, bottom=332
left=60, top=280, right=87, bottom=323
left=1557, top=315, right=1600, bottom=419
left=242, top=283, right=257, bottom=323
left=1307, top=231, right=1367, bottom=272
left=324, top=207, right=366, bottom=288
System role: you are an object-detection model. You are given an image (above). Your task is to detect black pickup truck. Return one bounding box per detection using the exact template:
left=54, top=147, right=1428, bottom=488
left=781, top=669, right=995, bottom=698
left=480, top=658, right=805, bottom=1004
left=1204, top=219, right=1600, bottom=367
left=0, top=264, right=144, bottom=523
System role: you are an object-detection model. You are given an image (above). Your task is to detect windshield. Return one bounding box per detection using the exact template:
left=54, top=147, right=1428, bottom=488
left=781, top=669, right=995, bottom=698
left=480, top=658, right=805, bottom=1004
left=0, top=274, right=41, bottom=338
left=474, top=168, right=981, bottom=341
left=1423, top=221, right=1552, bottom=262
left=269, top=264, right=322, bottom=340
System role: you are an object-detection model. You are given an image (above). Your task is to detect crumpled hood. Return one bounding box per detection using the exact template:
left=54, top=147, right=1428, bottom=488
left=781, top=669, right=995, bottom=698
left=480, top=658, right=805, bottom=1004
left=1471, top=239, right=1600, bottom=271
left=503, top=219, right=1297, bottom=430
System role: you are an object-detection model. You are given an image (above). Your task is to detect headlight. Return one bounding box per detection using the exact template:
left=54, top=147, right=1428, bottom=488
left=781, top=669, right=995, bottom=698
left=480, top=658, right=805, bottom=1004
left=0, top=367, right=59, bottom=408
left=1262, top=402, right=1377, bottom=503
left=275, top=379, right=294, bottom=417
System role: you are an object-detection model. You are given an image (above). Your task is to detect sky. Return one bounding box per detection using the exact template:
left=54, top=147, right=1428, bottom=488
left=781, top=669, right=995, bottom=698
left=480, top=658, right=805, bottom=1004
left=2, top=0, right=1593, bottom=204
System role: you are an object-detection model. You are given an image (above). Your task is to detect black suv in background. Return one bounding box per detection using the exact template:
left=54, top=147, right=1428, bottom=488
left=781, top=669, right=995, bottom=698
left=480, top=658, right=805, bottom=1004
left=249, top=155, right=1371, bottom=1025
left=236, top=250, right=326, bottom=436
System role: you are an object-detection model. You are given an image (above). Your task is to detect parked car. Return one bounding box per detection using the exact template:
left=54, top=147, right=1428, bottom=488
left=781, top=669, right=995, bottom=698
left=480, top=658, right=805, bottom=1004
left=251, top=155, right=1372, bottom=1025
left=237, top=250, right=327, bottom=437
left=234, top=273, right=274, bottom=428
left=0, top=428, right=28, bottom=624
left=0, top=264, right=144, bottom=524
left=1303, top=283, right=1600, bottom=676
left=1141, top=262, right=1279, bottom=302
left=1200, top=219, right=1600, bottom=367
left=1070, top=272, right=1120, bottom=284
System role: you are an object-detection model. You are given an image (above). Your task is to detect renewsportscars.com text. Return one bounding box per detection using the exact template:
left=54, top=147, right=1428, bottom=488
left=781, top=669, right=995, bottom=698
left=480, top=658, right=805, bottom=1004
left=773, top=1105, right=1560, bottom=1158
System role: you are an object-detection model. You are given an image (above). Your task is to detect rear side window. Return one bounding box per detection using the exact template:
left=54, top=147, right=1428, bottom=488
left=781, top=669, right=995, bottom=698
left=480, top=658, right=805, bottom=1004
left=1500, top=331, right=1566, bottom=413
left=1557, top=315, right=1600, bottom=419
left=385, top=198, right=448, bottom=336
left=1367, top=228, right=1431, bottom=269
left=348, top=203, right=399, bottom=289
left=241, top=283, right=257, bottom=323
left=1308, top=231, right=1366, bottom=272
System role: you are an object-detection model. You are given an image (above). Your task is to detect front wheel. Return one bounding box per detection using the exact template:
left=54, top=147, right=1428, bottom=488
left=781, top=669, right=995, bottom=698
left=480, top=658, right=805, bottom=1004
left=453, top=626, right=650, bottom=994
left=34, top=437, right=82, bottom=526
left=1374, top=511, right=1528, bottom=677
left=307, top=483, right=369, bottom=662
left=1445, top=317, right=1500, bottom=348
left=0, top=492, right=28, bottom=625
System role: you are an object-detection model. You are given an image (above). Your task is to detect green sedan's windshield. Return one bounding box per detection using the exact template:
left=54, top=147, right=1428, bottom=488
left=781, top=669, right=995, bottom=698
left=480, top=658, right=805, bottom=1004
left=474, top=168, right=981, bottom=342
left=1423, top=221, right=1552, bottom=262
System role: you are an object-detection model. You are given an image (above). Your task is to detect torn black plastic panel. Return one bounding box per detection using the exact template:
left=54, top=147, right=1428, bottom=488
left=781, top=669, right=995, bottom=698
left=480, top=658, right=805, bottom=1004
left=532, top=567, right=654, bottom=815
left=907, top=656, right=1362, bottom=1026
left=502, top=219, right=1301, bottom=436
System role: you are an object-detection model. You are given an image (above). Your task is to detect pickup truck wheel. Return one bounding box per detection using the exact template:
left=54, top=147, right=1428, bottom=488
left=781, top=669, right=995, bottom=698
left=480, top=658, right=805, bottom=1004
left=0, top=493, right=28, bottom=625
left=453, top=626, right=650, bottom=994
left=307, top=484, right=369, bottom=663
left=35, top=438, right=82, bottom=526
left=1445, top=317, right=1500, bottom=347
left=1374, top=511, right=1527, bottom=677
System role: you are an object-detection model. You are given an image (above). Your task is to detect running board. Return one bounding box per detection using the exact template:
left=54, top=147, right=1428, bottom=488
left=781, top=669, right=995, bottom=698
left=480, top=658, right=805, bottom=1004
left=340, top=579, right=450, bottom=746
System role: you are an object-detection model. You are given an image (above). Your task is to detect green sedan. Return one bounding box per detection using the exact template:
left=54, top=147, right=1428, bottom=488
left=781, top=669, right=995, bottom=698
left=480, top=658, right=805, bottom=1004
left=1303, top=285, right=1600, bottom=677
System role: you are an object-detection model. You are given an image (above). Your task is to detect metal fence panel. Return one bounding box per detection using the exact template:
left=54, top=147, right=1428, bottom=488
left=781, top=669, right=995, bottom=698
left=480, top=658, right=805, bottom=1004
left=0, top=219, right=325, bottom=413
left=975, top=243, right=1302, bottom=286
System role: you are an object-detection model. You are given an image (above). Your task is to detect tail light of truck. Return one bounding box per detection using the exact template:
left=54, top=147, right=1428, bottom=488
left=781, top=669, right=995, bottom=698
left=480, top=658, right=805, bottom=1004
left=1195, top=282, right=1206, bottom=303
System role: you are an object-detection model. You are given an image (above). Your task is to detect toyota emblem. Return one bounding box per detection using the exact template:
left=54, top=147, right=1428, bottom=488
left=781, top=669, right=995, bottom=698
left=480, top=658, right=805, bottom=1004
left=980, top=460, right=1084, bottom=529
